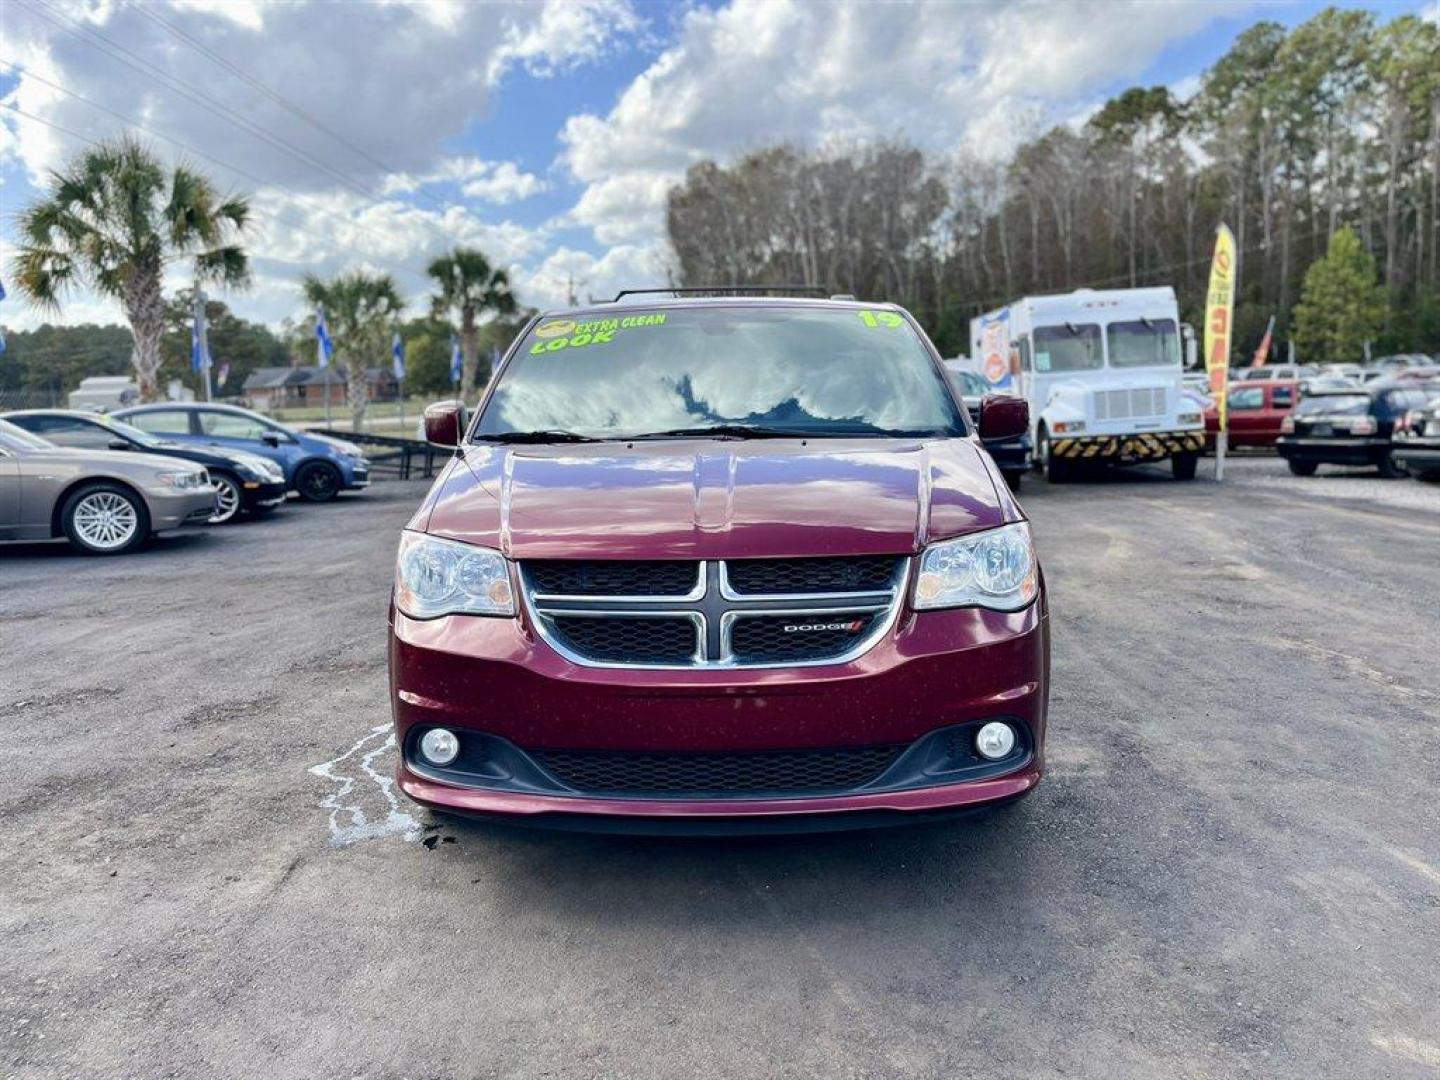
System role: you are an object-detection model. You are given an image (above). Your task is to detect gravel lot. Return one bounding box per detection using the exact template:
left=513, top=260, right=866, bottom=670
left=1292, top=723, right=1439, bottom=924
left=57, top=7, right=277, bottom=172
left=3, top=456, right=1438, bottom=1079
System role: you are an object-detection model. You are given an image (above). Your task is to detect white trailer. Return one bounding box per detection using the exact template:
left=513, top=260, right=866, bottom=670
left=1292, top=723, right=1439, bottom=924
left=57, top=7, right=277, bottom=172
left=970, top=287, right=1205, bottom=481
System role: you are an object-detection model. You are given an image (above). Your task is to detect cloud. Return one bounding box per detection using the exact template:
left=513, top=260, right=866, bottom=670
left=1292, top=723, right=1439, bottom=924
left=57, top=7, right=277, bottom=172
left=558, top=0, right=1232, bottom=248
left=2, top=0, right=637, bottom=191
left=381, top=156, right=548, bottom=204
left=518, top=244, right=672, bottom=310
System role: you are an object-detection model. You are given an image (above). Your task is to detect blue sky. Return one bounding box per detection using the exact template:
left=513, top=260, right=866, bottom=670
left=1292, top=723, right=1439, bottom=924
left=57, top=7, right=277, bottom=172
left=0, top=0, right=1433, bottom=330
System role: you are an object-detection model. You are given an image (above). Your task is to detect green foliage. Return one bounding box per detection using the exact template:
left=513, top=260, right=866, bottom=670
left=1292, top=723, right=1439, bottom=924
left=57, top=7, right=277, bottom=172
left=157, top=290, right=287, bottom=397
left=0, top=323, right=135, bottom=400
left=1293, top=228, right=1387, bottom=364
left=427, top=247, right=517, bottom=399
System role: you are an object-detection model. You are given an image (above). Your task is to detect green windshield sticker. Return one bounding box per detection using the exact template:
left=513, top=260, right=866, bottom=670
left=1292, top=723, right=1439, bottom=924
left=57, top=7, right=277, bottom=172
left=528, top=312, right=667, bottom=355
left=857, top=310, right=904, bottom=329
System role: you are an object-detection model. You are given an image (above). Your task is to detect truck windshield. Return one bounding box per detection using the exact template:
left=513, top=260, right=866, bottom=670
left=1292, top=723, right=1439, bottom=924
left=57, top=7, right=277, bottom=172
left=1033, top=324, right=1102, bottom=372
left=1107, top=318, right=1181, bottom=368
left=476, top=306, right=966, bottom=440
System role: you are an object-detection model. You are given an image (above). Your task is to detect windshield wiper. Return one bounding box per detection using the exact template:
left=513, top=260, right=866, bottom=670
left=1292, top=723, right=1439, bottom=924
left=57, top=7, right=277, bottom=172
left=626, top=424, right=819, bottom=440
left=476, top=430, right=605, bottom=444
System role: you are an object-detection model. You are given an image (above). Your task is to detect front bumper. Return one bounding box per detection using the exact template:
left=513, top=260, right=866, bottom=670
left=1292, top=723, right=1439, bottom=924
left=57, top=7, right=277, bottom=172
left=1050, top=429, right=1203, bottom=462
left=390, top=594, right=1049, bottom=830
left=1276, top=436, right=1389, bottom=467
left=345, top=461, right=370, bottom=489
left=145, top=488, right=219, bottom=530
left=242, top=479, right=289, bottom=510
left=1392, top=439, right=1440, bottom=474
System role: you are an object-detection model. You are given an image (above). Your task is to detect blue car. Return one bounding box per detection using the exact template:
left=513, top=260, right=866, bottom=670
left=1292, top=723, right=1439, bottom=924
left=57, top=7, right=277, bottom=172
left=113, top=403, right=370, bottom=502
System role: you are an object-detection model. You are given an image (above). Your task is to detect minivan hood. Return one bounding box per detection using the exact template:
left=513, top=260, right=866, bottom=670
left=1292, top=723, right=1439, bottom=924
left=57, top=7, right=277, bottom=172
left=421, top=439, right=1011, bottom=560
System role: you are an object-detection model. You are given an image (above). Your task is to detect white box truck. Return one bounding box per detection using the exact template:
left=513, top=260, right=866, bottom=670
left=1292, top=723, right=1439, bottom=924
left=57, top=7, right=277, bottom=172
left=970, top=287, right=1205, bottom=481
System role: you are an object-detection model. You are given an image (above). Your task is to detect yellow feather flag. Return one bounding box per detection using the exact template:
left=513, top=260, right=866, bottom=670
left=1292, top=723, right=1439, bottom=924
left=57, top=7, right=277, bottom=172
left=1205, top=224, right=1237, bottom=432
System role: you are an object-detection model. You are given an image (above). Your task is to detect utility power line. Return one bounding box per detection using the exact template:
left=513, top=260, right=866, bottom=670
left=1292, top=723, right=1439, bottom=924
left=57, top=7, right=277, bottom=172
left=1, top=64, right=432, bottom=280
left=125, top=0, right=451, bottom=215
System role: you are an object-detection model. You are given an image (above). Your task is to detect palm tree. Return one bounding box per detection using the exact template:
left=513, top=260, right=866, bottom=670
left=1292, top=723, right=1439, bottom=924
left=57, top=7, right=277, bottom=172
left=302, top=271, right=403, bottom=430
left=427, top=247, right=516, bottom=398
left=11, top=136, right=250, bottom=402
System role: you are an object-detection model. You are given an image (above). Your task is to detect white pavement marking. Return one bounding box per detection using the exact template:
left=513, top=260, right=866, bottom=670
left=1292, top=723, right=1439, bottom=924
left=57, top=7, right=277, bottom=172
left=309, top=723, right=422, bottom=846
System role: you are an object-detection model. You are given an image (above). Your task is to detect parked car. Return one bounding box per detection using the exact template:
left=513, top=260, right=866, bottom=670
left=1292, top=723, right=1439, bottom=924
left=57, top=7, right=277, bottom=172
left=2, top=409, right=287, bottom=524
left=1237, top=364, right=1308, bottom=382
left=0, top=418, right=215, bottom=554
left=112, top=403, right=369, bottom=502
left=1205, top=380, right=1298, bottom=449
left=944, top=363, right=1031, bottom=490
left=1391, top=399, right=1440, bottom=480
left=1298, top=375, right=1359, bottom=395
left=392, top=294, right=1048, bottom=832
left=1277, top=382, right=1440, bottom=478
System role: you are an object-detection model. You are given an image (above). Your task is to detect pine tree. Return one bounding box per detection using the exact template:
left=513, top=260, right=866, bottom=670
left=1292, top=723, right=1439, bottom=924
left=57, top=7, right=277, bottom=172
left=1292, top=227, right=1386, bottom=364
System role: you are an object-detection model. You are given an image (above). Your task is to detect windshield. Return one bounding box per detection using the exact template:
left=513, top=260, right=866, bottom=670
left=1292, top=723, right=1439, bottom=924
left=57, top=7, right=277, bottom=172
left=1107, top=318, right=1180, bottom=369
left=476, top=306, right=965, bottom=439
left=1295, top=394, right=1370, bottom=417
left=96, top=416, right=166, bottom=447
left=0, top=419, right=56, bottom=451
left=1033, top=324, right=1102, bottom=373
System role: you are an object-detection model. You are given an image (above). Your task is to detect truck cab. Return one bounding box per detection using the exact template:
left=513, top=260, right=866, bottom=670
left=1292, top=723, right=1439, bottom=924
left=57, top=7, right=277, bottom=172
left=971, top=287, right=1206, bottom=481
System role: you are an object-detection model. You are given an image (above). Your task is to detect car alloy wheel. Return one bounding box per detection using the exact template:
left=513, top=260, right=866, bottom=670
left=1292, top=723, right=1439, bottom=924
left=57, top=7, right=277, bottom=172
left=209, top=474, right=242, bottom=524
left=297, top=463, right=340, bottom=502
left=72, top=490, right=140, bottom=551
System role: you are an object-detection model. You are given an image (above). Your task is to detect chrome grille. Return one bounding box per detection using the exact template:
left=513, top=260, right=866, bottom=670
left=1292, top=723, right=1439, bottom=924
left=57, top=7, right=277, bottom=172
left=1093, top=386, right=1167, bottom=421
left=521, top=556, right=907, bottom=669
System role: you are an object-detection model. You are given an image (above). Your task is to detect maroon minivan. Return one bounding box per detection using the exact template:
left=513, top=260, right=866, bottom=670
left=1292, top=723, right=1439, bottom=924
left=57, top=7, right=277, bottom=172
left=389, top=295, right=1049, bottom=832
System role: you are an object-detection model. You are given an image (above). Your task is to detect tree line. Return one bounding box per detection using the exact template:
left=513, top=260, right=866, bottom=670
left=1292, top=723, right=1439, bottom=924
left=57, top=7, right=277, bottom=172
left=3, top=134, right=524, bottom=426
left=666, top=7, right=1440, bottom=362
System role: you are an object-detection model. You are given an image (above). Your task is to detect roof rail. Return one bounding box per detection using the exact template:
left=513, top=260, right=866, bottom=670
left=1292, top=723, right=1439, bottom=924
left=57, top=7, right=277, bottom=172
left=609, top=285, right=831, bottom=302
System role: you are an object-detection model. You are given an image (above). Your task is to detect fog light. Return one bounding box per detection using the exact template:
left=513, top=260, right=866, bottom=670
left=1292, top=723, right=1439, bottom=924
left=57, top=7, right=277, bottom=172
left=419, top=728, right=460, bottom=766
left=975, top=722, right=1016, bottom=761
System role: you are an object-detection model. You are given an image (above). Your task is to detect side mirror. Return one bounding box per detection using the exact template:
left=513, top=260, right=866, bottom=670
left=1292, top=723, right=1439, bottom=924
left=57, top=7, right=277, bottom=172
left=107, top=438, right=131, bottom=451
left=978, top=394, right=1029, bottom=441
left=424, top=400, right=467, bottom=447
left=261, top=432, right=281, bottom=447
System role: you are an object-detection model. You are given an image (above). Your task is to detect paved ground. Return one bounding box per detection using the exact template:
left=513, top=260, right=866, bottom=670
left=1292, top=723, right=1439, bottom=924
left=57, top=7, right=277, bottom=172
left=2, top=457, right=1438, bottom=1080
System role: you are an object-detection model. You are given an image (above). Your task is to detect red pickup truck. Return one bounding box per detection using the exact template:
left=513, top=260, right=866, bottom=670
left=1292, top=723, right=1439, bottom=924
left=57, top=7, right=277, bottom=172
left=389, top=294, right=1050, bottom=833
left=1206, top=380, right=1299, bottom=449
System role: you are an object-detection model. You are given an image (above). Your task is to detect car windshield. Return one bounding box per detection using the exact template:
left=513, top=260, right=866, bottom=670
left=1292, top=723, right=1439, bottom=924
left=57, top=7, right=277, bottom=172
left=0, top=419, right=57, bottom=451
left=476, top=305, right=966, bottom=439
left=1107, top=318, right=1181, bottom=369
left=1295, top=394, right=1370, bottom=417
left=952, top=370, right=988, bottom=396
left=96, top=416, right=167, bottom=447
left=1032, top=324, right=1102, bottom=372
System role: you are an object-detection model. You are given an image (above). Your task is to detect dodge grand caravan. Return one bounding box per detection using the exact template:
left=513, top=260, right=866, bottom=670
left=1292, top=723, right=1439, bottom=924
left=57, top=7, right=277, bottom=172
left=389, top=294, right=1050, bottom=832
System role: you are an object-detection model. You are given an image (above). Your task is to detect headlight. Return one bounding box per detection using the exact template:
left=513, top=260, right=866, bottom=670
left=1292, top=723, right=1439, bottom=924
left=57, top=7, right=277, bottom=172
left=913, top=522, right=1038, bottom=612
left=157, top=469, right=209, bottom=489
left=1051, top=420, right=1085, bottom=435
left=394, top=532, right=515, bottom=619
left=1178, top=412, right=1202, bottom=426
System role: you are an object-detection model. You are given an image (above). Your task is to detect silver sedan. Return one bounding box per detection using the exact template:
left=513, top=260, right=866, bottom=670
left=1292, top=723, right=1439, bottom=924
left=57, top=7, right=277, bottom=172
left=0, top=419, right=217, bottom=555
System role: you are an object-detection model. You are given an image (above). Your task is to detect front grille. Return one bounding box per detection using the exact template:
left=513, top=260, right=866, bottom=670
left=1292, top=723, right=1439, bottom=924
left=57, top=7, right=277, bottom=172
left=729, top=612, right=879, bottom=663
left=1093, top=386, right=1166, bottom=421
left=526, top=560, right=698, bottom=596
left=522, top=557, right=905, bottom=669
left=726, top=556, right=898, bottom=595
left=548, top=615, right=698, bottom=664
left=529, top=745, right=904, bottom=795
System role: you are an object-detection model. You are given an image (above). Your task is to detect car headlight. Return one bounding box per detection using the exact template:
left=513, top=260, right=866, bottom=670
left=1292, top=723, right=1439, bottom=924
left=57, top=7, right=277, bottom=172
left=158, top=469, right=209, bottom=489
left=913, top=522, right=1038, bottom=612
left=394, top=532, right=515, bottom=619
